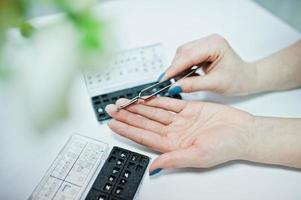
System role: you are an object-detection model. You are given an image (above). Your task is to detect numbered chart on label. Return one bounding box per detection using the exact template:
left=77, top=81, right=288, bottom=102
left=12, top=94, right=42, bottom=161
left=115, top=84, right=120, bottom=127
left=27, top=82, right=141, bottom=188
left=29, top=135, right=108, bottom=200
left=83, top=43, right=166, bottom=96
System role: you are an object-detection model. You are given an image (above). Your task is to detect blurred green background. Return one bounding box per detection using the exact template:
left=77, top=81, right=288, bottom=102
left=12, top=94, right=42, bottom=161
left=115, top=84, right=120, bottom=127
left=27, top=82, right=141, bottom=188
left=0, top=0, right=108, bottom=130
left=0, top=0, right=106, bottom=54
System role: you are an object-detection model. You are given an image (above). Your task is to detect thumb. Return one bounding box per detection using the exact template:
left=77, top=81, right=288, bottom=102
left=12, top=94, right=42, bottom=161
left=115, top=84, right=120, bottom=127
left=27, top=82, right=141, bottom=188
left=149, top=148, right=198, bottom=173
left=170, top=73, right=219, bottom=93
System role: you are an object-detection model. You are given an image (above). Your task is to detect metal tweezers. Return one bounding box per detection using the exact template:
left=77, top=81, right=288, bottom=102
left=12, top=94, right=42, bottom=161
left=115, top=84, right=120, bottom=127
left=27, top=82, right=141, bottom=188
left=117, top=66, right=199, bottom=110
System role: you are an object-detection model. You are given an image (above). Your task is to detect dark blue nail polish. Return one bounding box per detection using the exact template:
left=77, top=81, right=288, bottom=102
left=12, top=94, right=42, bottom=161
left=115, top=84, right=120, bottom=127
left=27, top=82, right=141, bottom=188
left=149, top=168, right=162, bottom=176
left=168, top=86, right=182, bottom=95
left=157, top=72, right=165, bottom=82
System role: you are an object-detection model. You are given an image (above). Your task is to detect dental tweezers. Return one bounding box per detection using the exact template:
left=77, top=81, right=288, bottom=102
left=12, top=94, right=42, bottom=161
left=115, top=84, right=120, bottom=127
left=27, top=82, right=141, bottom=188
left=117, top=66, right=199, bottom=110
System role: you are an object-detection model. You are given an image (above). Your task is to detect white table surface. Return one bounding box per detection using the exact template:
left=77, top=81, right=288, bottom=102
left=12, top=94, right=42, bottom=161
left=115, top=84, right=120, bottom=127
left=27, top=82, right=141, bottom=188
left=1, top=0, right=301, bottom=199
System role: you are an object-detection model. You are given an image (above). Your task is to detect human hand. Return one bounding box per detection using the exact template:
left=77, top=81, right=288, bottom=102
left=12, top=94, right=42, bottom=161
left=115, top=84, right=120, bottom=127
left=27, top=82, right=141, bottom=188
left=161, top=34, right=258, bottom=96
left=105, top=97, right=255, bottom=174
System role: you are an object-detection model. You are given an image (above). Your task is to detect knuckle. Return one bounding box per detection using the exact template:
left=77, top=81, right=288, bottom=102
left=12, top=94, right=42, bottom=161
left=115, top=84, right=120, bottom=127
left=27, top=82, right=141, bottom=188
left=181, top=79, right=195, bottom=92
left=139, top=135, right=145, bottom=146
left=168, top=157, right=178, bottom=168
left=121, top=112, right=130, bottom=122
left=188, top=81, right=195, bottom=91
left=121, top=124, right=130, bottom=137
left=157, top=156, right=167, bottom=167
left=151, top=109, right=159, bottom=119
left=162, top=126, right=170, bottom=137
left=176, top=45, right=188, bottom=54
left=140, top=118, right=148, bottom=129
left=167, top=113, right=175, bottom=124
left=114, top=110, right=123, bottom=120
left=210, top=34, right=227, bottom=45
left=210, top=79, right=224, bottom=93
left=176, top=46, right=183, bottom=54
left=129, top=104, right=138, bottom=113
left=182, top=101, right=189, bottom=111
left=210, top=33, right=223, bottom=40
left=160, top=126, right=166, bottom=136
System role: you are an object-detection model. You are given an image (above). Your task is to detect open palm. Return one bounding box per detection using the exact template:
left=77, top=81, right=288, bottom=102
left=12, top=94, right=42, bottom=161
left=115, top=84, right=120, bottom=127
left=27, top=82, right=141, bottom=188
left=105, top=97, right=254, bottom=172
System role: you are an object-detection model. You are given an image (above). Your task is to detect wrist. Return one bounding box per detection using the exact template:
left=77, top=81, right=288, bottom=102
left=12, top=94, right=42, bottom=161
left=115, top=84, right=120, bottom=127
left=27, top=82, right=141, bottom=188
left=242, top=116, right=301, bottom=168
left=250, top=61, right=269, bottom=94
left=235, top=112, right=257, bottom=161
left=242, top=62, right=260, bottom=95
left=242, top=116, right=261, bottom=162
left=230, top=61, right=260, bottom=96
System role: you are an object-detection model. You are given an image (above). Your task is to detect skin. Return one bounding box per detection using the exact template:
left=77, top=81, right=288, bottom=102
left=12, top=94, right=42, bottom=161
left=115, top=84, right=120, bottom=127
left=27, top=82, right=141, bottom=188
left=105, top=34, right=301, bottom=173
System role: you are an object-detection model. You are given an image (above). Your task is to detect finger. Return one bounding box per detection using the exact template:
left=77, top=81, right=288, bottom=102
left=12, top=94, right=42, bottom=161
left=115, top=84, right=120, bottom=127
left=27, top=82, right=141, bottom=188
left=105, top=104, right=167, bottom=135
left=108, top=119, right=169, bottom=152
left=116, top=98, right=175, bottom=125
left=164, top=34, right=226, bottom=80
left=171, top=73, right=220, bottom=93
left=149, top=147, right=199, bottom=171
left=142, top=97, right=187, bottom=113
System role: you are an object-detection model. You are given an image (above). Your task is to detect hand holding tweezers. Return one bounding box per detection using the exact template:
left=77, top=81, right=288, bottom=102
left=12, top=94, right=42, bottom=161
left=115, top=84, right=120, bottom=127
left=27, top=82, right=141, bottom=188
left=117, top=66, right=199, bottom=110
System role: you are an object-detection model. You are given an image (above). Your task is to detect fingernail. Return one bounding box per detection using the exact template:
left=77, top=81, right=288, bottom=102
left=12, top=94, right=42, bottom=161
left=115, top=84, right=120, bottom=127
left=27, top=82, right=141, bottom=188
left=157, top=72, right=165, bottom=82
left=149, top=168, right=162, bottom=176
left=168, top=86, right=182, bottom=95
left=105, top=104, right=117, bottom=113
left=104, top=105, right=110, bottom=112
